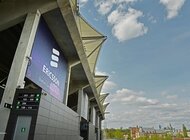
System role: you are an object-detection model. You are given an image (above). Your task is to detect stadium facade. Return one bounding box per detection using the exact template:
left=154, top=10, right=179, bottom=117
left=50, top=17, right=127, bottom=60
left=0, top=0, right=109, bottom=140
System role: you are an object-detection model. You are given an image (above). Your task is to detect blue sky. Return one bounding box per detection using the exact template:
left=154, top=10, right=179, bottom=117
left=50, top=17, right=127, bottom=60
left=79, top=0, right=190, bottom=129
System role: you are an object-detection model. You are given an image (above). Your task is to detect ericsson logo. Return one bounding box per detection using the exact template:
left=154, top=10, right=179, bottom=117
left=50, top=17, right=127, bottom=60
left=50, top=48, right=59, bottom=68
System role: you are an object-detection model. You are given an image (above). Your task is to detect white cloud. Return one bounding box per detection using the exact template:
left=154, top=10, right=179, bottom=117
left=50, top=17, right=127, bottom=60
left=160, top=0, right=186, bottom=19
left=104, top=88, right=190, bottom=128
left=95, top=70, right=108, bottom=75
left=97, top=1, right=113, bottom=15
left=161, top=91, right=168, bottom=96
left=160, top=103, right=177, bottom=108
left=109, top=88, right=159, bottom=106
left=95, top=0, right=138, bottom=15
left=141, top=103, right=177, bottom=110
left=161, top=91, right=178, bottom=100
left=107, top=8, right=148, bottom=42
left=147, top=14, right=157, bottom=23
left=104, top=87, right=190, bottom=128
left=102, top=80, right=117, bottom=92
left=117, top=0, right=138, bottom=3
left=111, top=71, right=116, bottom=74
left=79, top=0, right=88, bottom=6
left=166, top=95, right=178, bottom=99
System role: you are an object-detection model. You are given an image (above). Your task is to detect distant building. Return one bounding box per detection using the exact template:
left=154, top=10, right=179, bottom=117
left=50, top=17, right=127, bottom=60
left=139, top=127, right=156, bottom=134
left=140, top=127, right=168, bottom=138
left=187, top=131, right=190, bottom=137
left=130, top=126, right=169, bottom=139
left=139, top=127, right=156, bottom=138
left=130, top=125, right=190, bottom=140
left=130, top=127, right=140, bottom=140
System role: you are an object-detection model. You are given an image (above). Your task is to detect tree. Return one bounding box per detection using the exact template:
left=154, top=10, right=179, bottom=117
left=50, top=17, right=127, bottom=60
left=182, top=124, right=188, bottom=137
left=163, top=134, right=172, bottom=140
left=176, top=132, right=183, bottom=138
left=114, top=129, right=124, bottom=139
left=104, top=128, right=131, bottom=140
left=136, top=135, right=148, bottom=140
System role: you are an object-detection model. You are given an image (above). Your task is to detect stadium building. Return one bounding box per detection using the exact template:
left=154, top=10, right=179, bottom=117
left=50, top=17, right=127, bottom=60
left=0, top=0, right=109, bottom=140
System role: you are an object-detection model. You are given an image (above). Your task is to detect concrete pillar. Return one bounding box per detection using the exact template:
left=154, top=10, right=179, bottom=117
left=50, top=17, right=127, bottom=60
left=95, top=114, right=99, bottom=128
left=100, top=119, right=103, bottom=140
left=77, top=89, right=83, bottom=117
left=90, top=106, right=96, bottom=126
left=96, top=115, right=99, bottom=140
left=77, top=89, right=89, bottom=120
left=0, top=10, right=40, bottom=140
left=63, top=65, right=71, bottom=105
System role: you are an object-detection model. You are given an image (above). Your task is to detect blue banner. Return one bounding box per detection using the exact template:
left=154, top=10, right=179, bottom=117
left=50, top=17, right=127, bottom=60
left=26, top=19, right=67, bottom=101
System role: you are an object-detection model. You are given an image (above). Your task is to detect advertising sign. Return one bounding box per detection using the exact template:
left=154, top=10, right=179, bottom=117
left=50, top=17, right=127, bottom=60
left=26, top=19, right=67, bottom=101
